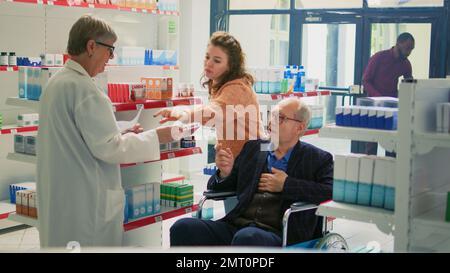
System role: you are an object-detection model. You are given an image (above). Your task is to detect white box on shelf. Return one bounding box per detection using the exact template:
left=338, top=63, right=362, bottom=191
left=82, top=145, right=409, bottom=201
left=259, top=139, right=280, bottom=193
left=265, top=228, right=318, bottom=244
left=357, top=156, right=375, bottom=206
left=153, top=182, right=161, bottom=214
left=372, top=158, right=388, bottom=208
left=436, top=103, right=446, bottom=133
left=145, top=183, right=154, bottom=216
left=333, top=154, right=347, bottom=202
left=384, top=158, right=396, bottom=211
left=344, top=155, right=361, bottom=204
left=443, top=104, right=450, bottom=133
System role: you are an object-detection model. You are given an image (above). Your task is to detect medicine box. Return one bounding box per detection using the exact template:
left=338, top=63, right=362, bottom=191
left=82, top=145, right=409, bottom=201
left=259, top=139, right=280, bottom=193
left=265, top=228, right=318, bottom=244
left=17, top=113, right=39, bottom=127
left=145, top=183, right=154, bottom=216
left=372, top=158, right=387, bottom=208
left=25, top=136, right=37, bottom=155
left=14, top=134, right=25, bottom=154
left=343, top=107, right=352, bottom=127
left=344, top=155, right=361, bottom=204
left=359, top=107, right=369, bottom=128
left=332, top=155, right=347, bottom=202
left=153, top=182, right=161, bottom=214
left=384, top=158, right=396, bottom=211
left=357, top=156, right=374, bottom=206
left=351, top=107, right=360, bottom=128
left=335, top=106, right=343, bottom=126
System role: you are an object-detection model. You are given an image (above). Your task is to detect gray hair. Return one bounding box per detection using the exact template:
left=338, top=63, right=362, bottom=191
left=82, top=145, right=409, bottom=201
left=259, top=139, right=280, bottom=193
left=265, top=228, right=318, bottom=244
left=280, top=97, right=311, bottom=129
left=67, top=15, right=117, bottom=56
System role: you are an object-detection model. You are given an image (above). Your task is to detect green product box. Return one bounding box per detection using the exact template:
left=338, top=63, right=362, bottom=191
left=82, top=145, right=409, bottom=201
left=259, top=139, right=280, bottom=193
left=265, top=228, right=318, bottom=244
left=446, top=192, right=450, bottom=222
left=160, top=184, right=167, bottom=207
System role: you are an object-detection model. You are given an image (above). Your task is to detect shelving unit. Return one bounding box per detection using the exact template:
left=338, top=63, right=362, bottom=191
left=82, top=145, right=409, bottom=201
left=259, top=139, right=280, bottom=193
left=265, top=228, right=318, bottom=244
left=3, top=0, right=180, bottom=16
left=317, top=201, right=395, bottom=235
left=316, top=79, right=450, bottom=252
left=319, top=124, right=397, bottom=152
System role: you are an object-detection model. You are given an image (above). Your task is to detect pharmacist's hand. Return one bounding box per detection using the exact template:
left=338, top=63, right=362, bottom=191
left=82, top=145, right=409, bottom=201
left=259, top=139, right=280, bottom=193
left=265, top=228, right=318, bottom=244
left=153, top=109, right=182, bottom=124
left=258, top=167, right=287, bottom=193
left=215, top=143, right=234, bottom=178
left=123, top=123, right=144, bottom=134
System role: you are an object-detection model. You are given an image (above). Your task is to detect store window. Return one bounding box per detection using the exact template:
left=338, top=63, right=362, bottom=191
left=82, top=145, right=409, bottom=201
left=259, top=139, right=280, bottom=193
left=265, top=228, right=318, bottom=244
left=229, top=0, right=290, bottom=10
left=370, top=23, right=431, bottom=79
left=301, top=23, right=356, bottom=87
left=229, top=14, right=290, bottom=67
left=295, top=0, right=363, bottom=9
left=367, top=0, right=444, bottom=8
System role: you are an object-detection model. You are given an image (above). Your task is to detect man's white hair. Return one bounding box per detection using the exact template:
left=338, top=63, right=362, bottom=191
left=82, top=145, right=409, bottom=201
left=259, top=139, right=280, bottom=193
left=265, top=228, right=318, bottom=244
left=279, top=97, right=311, bottom=128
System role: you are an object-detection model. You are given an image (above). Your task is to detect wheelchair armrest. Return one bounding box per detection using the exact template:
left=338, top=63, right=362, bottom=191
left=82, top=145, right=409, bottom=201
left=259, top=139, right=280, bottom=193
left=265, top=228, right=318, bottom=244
left=290, top=202, right=319, bottom=213
left=196, top=190, right=237, bottom=219
left=203, top=190, right=237, bottom=201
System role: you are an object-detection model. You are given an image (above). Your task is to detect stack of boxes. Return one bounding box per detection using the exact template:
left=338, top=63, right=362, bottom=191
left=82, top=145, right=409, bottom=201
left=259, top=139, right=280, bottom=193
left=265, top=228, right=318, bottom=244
left=160, top=183, right=194, bottom=208
left=307, top=105, right=324, bottom=130
left=335, top=106, right=398, bottom=130
left=180, top=136, right=196, bottom=148
left=107, top=83, right=145, bottom=103
left=9, top=182, right=36, bottom=204
left=15, top=189, right=38, bottom=219
left=18, top=67, right=62, bottom=101
left=124, top=182, right=160, bottom=223
left=160, top=140, right=181, bottom=152
left=333, top=154, right=396, bottom=211
left=203, top=164, right=218, bottom=175
left=140, top=77, right=173, bottom=100
left=113, top=46, right=177, bottom=66
left=14, top=134, right=37, bottom=155
left=17, top=113, right=39, bottom=127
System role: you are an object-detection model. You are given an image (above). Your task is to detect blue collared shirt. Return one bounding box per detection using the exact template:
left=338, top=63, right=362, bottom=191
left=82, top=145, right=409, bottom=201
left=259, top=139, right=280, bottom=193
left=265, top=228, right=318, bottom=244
left=267, top=146, right=294, bottom=173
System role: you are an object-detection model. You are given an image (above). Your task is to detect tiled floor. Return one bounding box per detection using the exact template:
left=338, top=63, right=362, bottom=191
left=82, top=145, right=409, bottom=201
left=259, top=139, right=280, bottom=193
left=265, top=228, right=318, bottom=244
left=0, top=218, right=393, bottom=252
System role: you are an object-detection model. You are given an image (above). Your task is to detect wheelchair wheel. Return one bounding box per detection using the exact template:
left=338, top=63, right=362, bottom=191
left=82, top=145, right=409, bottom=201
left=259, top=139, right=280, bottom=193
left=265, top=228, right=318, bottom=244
left=314, top=233, right=349, bottom=252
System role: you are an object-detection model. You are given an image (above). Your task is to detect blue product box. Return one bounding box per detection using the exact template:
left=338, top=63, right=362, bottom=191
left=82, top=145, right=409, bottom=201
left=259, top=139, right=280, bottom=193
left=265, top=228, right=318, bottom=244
left=360, top=107, right=369, bottom=128
left=343, top=107, right=352, bottom=127
left=344, top=181, right=358, bottom=204
left=335, top=106, right=344, bottom=126
left=357, top=183, right=372, bottom=206
left=351, top=107, right=361, bottom=128
left=376, top=109, right=385, bottom=129
left=124, top=194, right=129, bottom=223
left=384, top=187, right=395, bottom=210
left=384, top=109, right=398, bottom=130
left=368, top=109, right=378, bottom=129
left=333, top=179, right=346, bottom=202
left=371, top=184, right=386, bottom=208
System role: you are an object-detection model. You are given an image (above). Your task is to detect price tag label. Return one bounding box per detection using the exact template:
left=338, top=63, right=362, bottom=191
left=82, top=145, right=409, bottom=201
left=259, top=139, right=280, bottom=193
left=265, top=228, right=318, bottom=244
left=142, top=9, right=147, bottom=13
left=189, top=99, right=195, bottom=105
left=131, top=8, right=137, bottom=12
left=155, top=216, right=163, bottom=222
left=11, top=129, right=18, bottom=134
left=37, top=0, right=44, bottom=5
left=167, top=153, right=175, bottom=159
left=112, top=105, right=117, bottom=112
left=166, top=101, right=174, bottom=107
left=47, top=1, right=54, bottom=6
left=152, top=10, right=157, bottom=14
left=88, top=4, right=94, bottom=8
left=136, top=103, right=144, bottom=110
left=185, top=208, right=192, bottom=213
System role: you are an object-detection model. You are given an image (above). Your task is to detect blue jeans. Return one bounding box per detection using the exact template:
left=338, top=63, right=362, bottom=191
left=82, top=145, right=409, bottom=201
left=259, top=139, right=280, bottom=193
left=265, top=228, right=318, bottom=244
left=170, top=218, right=282, bottom=247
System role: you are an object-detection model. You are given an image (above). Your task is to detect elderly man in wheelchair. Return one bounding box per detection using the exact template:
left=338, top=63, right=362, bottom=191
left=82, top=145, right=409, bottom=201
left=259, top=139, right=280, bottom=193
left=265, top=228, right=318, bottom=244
left=170, top=97, right=347, bottom=250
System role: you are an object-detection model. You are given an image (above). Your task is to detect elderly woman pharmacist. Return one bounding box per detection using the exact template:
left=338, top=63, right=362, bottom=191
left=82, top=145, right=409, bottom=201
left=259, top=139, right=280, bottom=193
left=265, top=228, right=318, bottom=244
left=37, top=15, right=188, bottom=248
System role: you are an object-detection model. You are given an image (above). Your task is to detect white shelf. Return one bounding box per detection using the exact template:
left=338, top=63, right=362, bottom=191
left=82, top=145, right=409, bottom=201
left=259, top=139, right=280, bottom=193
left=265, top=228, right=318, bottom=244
left=7, top=153, right=37, bottom=164
left=413, top=205, right=450, bottom=234
left=317, top=201, right=395, bottom=235
left=0, top=200, right=15, bottom=220
left=6, top=97, right=40, bottom=111
left=7, top=213, right=39, bottom=228
left=319, top=124, right=398, bottom=152
left=414, top=132, right=450, bottom=155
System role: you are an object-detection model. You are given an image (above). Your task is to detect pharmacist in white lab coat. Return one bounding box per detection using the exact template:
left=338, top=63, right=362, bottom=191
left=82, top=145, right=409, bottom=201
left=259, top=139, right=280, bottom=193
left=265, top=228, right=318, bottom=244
left=37, top=15, right=184, bottom=248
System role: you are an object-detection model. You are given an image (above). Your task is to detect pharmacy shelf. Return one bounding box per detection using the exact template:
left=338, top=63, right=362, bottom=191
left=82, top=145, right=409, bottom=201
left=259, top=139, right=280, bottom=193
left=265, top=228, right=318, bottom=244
left=7, top=153, right=37, bottom=164
left=412, top=205, right=450, bottom=235
left=7, top=212, right=38, bottom=228
left=124, top=204, right=198, bottom=232
left=0, top=66, right=18, bottom=72
left=316, top=201, right=395, bottom=235
left=4, top=0, right=180, bottom=16
left=258, top=90, right=331, bottom=102
left=319, top=124, right=398, bottom=152
left=0, top=125, right=38, bottom=135
left=0, top=200, right=15, bottom=220
left=106, top=65, right=179, bottom=71
left=120, top=147, right=202, bottom=168
left=112, top=97, right=202, bottom=112
left=304, top=129, right=320, bottom=137
left=6, top=97, right=39, bottom=111
left=413, top=132, right=450, bottom=155
left=7, top=147, right=202, bottom=167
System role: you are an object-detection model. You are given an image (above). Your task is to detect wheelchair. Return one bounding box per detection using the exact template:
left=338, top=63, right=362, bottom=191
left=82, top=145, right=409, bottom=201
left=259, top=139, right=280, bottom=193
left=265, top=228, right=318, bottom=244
left=196, top=190, right=349, bottom=252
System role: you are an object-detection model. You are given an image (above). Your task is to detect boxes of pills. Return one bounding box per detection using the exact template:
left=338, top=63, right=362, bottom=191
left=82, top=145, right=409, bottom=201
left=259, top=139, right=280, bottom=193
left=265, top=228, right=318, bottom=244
left=17, top=113, right=39, bottom=127
left=25, top=136, right=37, bottom=155
left=332, top=155, right=347, bottom=202
left=344, top=155, right=361, bottom=204
left=14, top=134, right=25, bottom=154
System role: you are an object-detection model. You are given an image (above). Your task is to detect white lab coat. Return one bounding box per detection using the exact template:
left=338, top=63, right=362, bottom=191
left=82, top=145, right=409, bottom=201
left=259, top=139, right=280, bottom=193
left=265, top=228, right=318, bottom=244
left=37, top=60, right=160, bottom=248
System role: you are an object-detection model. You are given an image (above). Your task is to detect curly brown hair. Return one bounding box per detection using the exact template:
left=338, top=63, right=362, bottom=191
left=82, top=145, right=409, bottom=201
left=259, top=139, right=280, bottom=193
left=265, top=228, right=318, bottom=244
left=201, top=31, right=254, bottom=95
